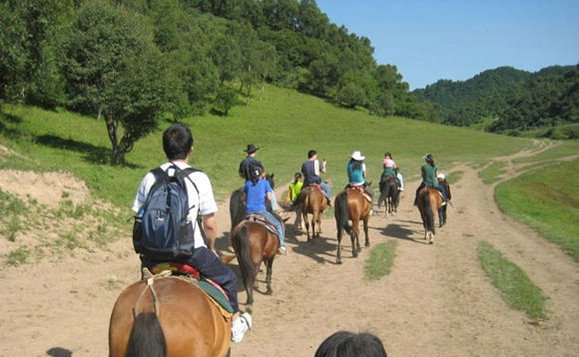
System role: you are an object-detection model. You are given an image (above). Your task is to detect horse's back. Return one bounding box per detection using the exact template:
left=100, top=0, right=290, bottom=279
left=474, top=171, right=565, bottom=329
left=300, top=186, right=327, bottom=214
left=241, top=221, right=279, bottom=260
left=109, top=277, right=230, bottom=357
left=346, top=188, right=372, bottom=217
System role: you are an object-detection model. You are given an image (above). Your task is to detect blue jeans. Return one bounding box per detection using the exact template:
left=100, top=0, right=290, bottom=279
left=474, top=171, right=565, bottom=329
left=141, top=247, right=239, bottom=312
left=320, top=182, right=331, bottom=201
left=248, top=210, right=285, bottom=247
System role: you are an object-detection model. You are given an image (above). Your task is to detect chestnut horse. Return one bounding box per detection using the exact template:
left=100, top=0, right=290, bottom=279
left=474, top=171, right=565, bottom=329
left=109, top=274, right=231, bottom=357
left=334, top=188, right=372, bottom=264
left=294, top=186, right=328, bottom=241
left=230, top=219, right=279, bottom=309
left=416, top=187, right=443, bottom=244
left=378, top=175, right=399, bottom=216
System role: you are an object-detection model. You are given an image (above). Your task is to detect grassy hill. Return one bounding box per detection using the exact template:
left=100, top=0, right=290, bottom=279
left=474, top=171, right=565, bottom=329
left=0, top=85, right=530, bottom=208
left=1, top=84, right=579, bottom=265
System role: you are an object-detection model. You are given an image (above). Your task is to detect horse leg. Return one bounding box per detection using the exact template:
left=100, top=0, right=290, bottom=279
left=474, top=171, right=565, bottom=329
left=363, top=216, right=370, bottom=247
left=265, top=257, right=274, bottom=295
left=313, top=210, right=322, bottom=237
left=352, top=221, right=360, bottom=257
left=304, top=214, right=311, bottom=242
left=336, top=225, right=343, bottom=264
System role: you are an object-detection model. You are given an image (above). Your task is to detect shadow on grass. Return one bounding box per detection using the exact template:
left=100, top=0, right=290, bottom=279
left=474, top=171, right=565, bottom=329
left=0, top=112, right=26, bottom=138
left=34, top=134, right=139, bottom=168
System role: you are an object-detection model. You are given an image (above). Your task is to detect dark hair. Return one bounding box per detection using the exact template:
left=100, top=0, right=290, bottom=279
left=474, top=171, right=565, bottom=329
left=424, top=153, right=435, bottom=166
left=308, top=150, right=317, bottom=159
left=385, top=152, right=392, bottom=158
left=294, top=172, right=302, bottom=178
left=315, top=331, right=387, bottom=357
left=163, top=123, right=193, bottom=160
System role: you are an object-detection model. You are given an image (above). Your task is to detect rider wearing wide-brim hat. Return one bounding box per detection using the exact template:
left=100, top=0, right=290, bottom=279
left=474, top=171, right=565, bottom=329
left=347, top=150, right=374, bottom=201
left=238, top=144, right=264, bottom=183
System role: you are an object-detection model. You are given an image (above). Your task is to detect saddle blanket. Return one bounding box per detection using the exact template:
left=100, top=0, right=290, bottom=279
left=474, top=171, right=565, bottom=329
left=348, top=185, right=372, bottom=203
left=245, top=213, right=279, bottom=236
left=148, top=264, right=234, bottom=314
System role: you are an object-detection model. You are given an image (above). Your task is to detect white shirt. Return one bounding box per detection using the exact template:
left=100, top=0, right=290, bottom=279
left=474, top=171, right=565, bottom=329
left=132, top=161, right=218, bottom=248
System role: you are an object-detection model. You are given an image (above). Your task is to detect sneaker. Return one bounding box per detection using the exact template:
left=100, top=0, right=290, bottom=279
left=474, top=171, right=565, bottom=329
left=231, top=312, right=252, bottom=343
left=278, top=246, right=287, bottom=255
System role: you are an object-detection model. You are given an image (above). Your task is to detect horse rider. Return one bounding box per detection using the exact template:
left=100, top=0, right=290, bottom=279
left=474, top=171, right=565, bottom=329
left=238, top=144, right=282, bottom=213
left=301, top=149, right=331, bottom=204
left=242, top=171, right=287, bottom=255
left=437, top=173, right=451, bottom=205
left=239, top=144, right=264, bottom=184
left=132, top=123, right=251, bottom=343
left=413, top=153, right=439, bottom=206
left=382, top=152, right=403, bottom=190
left=347, top=150, right=373, bottom=201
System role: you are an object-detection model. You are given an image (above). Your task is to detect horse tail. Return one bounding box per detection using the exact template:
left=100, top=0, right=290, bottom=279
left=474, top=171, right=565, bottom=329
left=422, top=190, right=436, bottom=234
left=336, top=192, right=351, bottom=234
left=238, top=225, right=257, bottom=284
left=127, top=312, right=167, bottom=357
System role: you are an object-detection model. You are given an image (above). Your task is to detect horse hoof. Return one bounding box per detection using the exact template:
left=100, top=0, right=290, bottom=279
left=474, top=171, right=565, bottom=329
left=365, top=242, right=370, bottom=247
left=336, top=259, right=342, bottom=264
left=429, top=240, right=433, bottom=244
left=266, top=289, right=273, bottom=295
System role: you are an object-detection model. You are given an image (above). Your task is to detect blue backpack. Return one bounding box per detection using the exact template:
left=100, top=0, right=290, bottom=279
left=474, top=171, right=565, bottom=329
left=132, top=165, right=200, bottom=261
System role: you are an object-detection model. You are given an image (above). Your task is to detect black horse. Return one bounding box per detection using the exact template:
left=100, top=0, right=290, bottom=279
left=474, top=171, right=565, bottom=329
left=378, top=175, right=399, bottom=216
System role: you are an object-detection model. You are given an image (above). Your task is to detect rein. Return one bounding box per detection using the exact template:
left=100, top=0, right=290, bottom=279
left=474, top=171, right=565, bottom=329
left=132, top=269, right=172, bottom=319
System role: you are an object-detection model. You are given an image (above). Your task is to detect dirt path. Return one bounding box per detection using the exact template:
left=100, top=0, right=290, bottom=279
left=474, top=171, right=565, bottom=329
left=0, top=144, right=577, bottom=357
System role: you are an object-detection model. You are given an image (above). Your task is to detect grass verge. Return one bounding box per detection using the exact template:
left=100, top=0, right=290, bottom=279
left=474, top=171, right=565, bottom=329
left=364, top=241, right=397, bottom=280
left=495, top=160, right=579, bottom=262
left=477, top=241, right=547, bottom=320
left=479, top=161, right=507, bottom=184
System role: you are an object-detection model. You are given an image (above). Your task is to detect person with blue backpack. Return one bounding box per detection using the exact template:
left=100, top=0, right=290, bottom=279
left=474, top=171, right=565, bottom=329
left=131, top=123, right=251, bottom=343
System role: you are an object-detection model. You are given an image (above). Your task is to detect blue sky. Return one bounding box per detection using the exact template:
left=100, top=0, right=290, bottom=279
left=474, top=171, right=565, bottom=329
left=316, top=0, right=579, bottom=89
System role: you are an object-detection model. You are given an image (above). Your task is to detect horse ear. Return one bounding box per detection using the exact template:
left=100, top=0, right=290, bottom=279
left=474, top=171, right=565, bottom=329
left=270, top=173, right=274, bottom=178
left=367, top=180, right=373, bottom=187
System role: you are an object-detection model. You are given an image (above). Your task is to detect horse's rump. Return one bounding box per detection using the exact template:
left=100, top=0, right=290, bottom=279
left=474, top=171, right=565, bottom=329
left=109, top=276, right=231, bottom=357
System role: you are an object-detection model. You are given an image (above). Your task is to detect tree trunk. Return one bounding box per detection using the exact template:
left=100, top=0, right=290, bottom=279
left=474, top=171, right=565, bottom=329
left=104, top=114, right=121, bottom=165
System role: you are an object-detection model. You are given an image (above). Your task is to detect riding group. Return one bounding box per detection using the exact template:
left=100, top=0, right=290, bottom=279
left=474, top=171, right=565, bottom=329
left=109, top=123, right=450, bottom=356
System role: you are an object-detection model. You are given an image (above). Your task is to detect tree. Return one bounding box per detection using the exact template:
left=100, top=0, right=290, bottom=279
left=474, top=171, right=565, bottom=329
left=61, top=0, right=182, bottom=165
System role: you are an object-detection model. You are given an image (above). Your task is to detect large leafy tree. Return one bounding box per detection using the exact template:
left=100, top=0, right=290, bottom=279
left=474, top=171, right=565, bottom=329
left=61, top=0, right=182, bottom=165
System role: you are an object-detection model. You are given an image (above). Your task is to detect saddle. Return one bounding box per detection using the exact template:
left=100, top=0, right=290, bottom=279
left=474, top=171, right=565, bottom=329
left=305, top=183, right=323, bottom=191
left=347, top=185, right=372, bottom=203
left=244, top=213, right=279, bottom=236
left=146, top=264, right=234, bottom=314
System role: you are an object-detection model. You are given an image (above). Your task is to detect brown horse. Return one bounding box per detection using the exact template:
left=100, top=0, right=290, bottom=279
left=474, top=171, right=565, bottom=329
left=334, top=188, right=372, bottom=264
left=416, top=187, right=443, bottom=244
left=230, top=219, right=279, bottom=309
left=109, top=273, right=231, bottom=357
left=294, top=186, right=328, bottom=241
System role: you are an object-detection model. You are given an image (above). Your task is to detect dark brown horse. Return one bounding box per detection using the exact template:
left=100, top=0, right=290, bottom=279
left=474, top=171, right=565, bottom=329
left=294, top=186, right=328, bottom=241
left=378, top=175, right=399, bottom=216
left=334, top=188, right=372, bottom=264
left=416, top=187, right=443, bottom=244
left=230, top=219, right=279, bottom=309
left=109, top=274, right=231, bottom=357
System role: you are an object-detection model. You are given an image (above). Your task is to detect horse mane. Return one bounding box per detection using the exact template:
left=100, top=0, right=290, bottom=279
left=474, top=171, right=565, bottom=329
left=127, top=312, right=167, bottom=357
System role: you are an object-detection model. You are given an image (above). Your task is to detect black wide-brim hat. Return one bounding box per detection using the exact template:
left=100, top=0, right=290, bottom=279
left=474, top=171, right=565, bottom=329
left=244, top=144, right=259, bottom=153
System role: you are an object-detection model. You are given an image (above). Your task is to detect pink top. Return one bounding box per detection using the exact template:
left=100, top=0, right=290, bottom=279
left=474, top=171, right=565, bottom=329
left=383, top=158, right=397, bottom=169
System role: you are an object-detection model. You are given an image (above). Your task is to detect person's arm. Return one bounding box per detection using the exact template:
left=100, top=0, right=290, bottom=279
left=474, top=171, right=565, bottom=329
left=202, top=213, right=217, bottom=252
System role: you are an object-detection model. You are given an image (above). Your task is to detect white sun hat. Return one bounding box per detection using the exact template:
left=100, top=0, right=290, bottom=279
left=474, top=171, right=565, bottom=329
left=437, top=173, right=446, bottom=180
left=351, top=150, right=365, bottom=161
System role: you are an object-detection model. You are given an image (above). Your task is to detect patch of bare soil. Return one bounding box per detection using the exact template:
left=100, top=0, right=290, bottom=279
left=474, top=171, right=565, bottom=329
left=0, top=143, right=577, bottom=357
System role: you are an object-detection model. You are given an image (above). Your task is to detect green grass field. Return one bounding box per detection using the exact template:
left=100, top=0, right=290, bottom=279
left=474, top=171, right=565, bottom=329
left=0, top=85, right=528, bottom=208
left=495, top=160, right=579, bottom=262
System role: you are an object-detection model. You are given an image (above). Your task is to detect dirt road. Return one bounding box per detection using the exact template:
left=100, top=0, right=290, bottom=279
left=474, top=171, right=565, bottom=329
left=1, top=147, right=577, bottom=356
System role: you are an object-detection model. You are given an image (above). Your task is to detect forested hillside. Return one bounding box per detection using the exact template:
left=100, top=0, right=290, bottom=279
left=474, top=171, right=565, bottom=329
left=413, top=65, right=579, bottom=139
left=0, top=0, right=435, bottom=165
